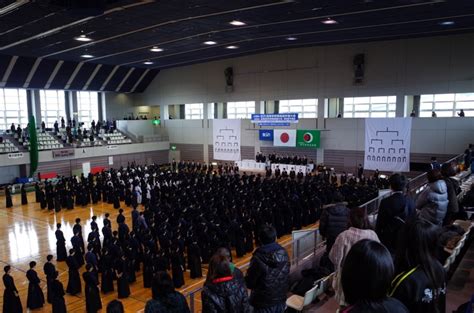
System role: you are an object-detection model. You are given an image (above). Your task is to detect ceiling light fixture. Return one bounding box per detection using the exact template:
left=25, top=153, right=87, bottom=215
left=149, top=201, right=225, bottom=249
left=439, top=21, right=455, bottom=26
left=75, top=34, right=93, bottom=42
left=229, top=20, right=246, bottom=26
left=286, top=36, right=298, bottom=41
left=226, top=45, right=239, bottom=49
left=143, top=61, right=154, bottom=65
left=321, top=18, right=338, bottom=25
left=80, top=54, right=94, bottom=58
left=204, top=41, right=217, bottom=45
left=150, top=46, right=163, bottom=52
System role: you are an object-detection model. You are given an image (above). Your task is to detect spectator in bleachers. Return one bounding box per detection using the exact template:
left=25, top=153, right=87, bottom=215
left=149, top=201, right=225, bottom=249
left=376, top=174, right=415, bottom=253
left=461, top=183, right=474, bottom=208
left=202, top=255, right=251, bottom=313
left=329, top=207, right=380, bottom=306
left=319, top=192, right=350, bottom=255
left=61, top=117, right=65, bottom=129
left=416, top=169, right=449, bottom=225
left=16, top=125, right=22, bottom=138
left=340, top=240, right=408, bottom=313
left=391, top=218, right=446, bottom=313
left=41, top=121, right=46, bottom=133
left=144, top=272, right=189, bottom=313
left=245, top=225, right=289, bottom=313
left=54, top=120, right=59, bottom=133
left=431, top=157, right=441, bottom=170
left=441, top=163, right=461, bottom=225
left=10, top=123, right=15, bottom=133
left=91, top=120, right=96, bottom=130
left=464, top=149, right=471, bottom=170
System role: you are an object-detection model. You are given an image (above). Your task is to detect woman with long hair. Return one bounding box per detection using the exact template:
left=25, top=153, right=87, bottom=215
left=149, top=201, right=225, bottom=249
left=340, top=240, right=408, bottom=313
left=391, top=218, right=446, bottom=313
left=144, top=271, right=189, bottom=313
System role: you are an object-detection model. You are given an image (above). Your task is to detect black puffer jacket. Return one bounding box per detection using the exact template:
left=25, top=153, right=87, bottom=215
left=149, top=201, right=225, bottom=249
left=201, top=277, right=252, bottom=313
left=319, top=203, right=349, bottom=252
left=245, top=242, right=290, bottom=308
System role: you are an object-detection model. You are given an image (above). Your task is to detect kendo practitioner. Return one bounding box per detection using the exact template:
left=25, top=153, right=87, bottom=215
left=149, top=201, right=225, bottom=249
left=117, top=208, right=125, bottom=224
left=5, top=185, right=13, bottom=208
left=3, top=265, right=23, bottom=313
left=73, top=218, right=85, bottom=252
left=274, top=166, right=281, bottom=178
left=55, top=223, right=67, bottom=261
left=54, top=194, right=61, bottom=212
left=131, top=206, right=139, bottom=230
left=43, top=254, right=56, bottom=304
left=187, top=239, right=203, bottom=279
left=85, top=245, right=99, bottom=272
left=34, top=182, right=41, bottom=203
left=142, top=247, right=154, bottom=288
left=113, top=188, right=121, bottom=209
left=171, top=248, right=185, bottom=288
left=51, top=271, right=67, bottom=313
left=66, top=249, right=81, bottom=295
left=39, top=188, right=47, bottom=209
left=100, top=249, right=114, bottom=293
left=21, top=184, right=28, bottom=205
left=26, top=261, right=45, bottom=309
left=115, top=255, right=131, bottom=299
left=83, top=264, right=102, bottom=313
left=71, top=231, right=85, bottom=267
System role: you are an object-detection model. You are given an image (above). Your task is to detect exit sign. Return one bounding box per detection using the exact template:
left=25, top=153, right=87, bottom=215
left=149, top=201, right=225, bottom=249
left=170, top=145, right=177, bottom=151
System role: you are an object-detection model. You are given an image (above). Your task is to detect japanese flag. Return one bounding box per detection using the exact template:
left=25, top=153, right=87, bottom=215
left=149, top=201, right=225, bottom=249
left=273, top=129, right=296, bottom=147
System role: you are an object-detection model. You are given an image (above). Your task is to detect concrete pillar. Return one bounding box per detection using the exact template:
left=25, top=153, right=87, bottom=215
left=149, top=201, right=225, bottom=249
left=203, top=103, right=209, bottom=163
left=217, top=103, right=224, bottom=118
left=253, top=100, right=261, bottom=156
left=70, top=91, right=78, bottom=123
left=160, top=103, right=169, bottom=120
left=317, top=96, right=326, bottom=165
left=395, top=93, right=406, bottom=117
left=29, top=90, right=41, bottom=125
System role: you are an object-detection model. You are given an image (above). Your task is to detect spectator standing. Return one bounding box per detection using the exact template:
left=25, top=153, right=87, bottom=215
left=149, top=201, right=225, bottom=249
left=458, top=109, right=465, bottom=117
left=391, top=218, right=446, bottom=313
left=144, top=271, right=190, bottom=313
left=330, top=207, right=380, bottom=306
left=245, top=225, right=290, bottom=313
left=202, top=255, right=251, bottom=313
left=340, top=240, right=408, bottom=313
left=416, top=169, right=448, bottom=225
left=441, top=163, right=460, bottom=225
left=376, top=174, right=414, bottom=253
left=319, top=192, right=350, bottom=255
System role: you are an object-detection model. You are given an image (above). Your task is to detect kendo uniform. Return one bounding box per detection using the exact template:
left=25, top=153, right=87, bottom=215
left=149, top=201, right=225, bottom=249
left=83, top=271, right=102, bottom=313
left=55, top=229, right=67, bottom=261
left=66, top=254, right=81, bottom=295
left=54, top=196, right=61, bottom=212
left=71, top=234, right=85, bottom=267
left=171, top=250, right=185, bottom=288
left=2, top=273, right=22, bottom=313
left=35, top=183, right=41, bottom=203
left=51, top=278, right=67, bottom=313
left=26, top=268, right=45, bottom=309
left=43, top=261, right=56, bottom=304
left=40, top=190, right=47, bottom=209
left=100, top=251, right=114, bottom=293
left=21, top=185, right=28, bottom=205
left=115, top=258, right=130, bottom=299
left=6, top=187, right=13, bottom=208
left=142, top=250, right=154, bottom=288
left=187, top=242, right=203, bottom=279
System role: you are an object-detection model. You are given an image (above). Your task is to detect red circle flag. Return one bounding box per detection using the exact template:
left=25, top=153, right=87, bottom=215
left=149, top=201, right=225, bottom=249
left=280, top=132, right=290, bottom=143
left=303, top=132, right=313, bottom=143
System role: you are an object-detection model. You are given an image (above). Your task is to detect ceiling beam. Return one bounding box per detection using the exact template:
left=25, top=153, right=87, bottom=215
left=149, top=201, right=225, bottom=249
left=44, top=61, right=64, bottom=89
left=64, top=62, right=84, bottom=89
left=130, top=69, right=149, bottom=93
left=0, top=56, right=18, bottom=87
left=100, top=65, right=119, bottom=91
left=115, top=68, right=134, bottom=92
left=82, top=64, right=102, bottom=90
left=23, top=58, right=42, bottom=88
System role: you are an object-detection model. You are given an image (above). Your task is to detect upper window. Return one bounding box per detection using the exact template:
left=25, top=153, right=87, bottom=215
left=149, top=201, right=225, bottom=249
left=77, top=91, right=99, bottom=126
left=40, top=90, right=66, bottom=128
left=0, top=88, right=28, bottom=130
left=185, top=103, right=204, bottom=120
left=420, top=93, right=474, bottom=117
left=208, top=103, right=215, bottom=119
left=227, top=101, right=255, bottom=119
left=344, top=96, right=396, bottom=118
left=279, top=99, right=318, bottom=118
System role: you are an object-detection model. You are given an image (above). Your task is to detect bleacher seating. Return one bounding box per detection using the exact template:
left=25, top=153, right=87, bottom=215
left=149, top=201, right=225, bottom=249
left=0, top=138, right=19, bottom=153
left=98, top=130, right=132, bottom=145
left=24, top=132, right=64, bottom=150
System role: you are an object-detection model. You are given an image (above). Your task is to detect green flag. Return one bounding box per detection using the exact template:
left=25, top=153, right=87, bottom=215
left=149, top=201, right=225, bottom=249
left=296, top=130, right=320, bottom=148
left=28, top=115, right=39, bottom=177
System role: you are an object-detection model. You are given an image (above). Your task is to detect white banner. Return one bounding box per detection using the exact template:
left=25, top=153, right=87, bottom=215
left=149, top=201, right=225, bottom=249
left=364, top=118, right=412, bottom=172
left=213, top=119, right=241, bottom=161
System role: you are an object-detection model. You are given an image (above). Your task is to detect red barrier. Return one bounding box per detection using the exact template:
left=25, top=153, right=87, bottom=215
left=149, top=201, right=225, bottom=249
left=40, top=172, right=57, bottom=180
left=90, top=166, right=106, bottom=174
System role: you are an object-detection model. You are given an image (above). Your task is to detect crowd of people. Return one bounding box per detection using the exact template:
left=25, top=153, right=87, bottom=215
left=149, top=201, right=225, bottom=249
left=3, top=161, right=381, bottom=313
left=255, top=152, right=311, bottom=165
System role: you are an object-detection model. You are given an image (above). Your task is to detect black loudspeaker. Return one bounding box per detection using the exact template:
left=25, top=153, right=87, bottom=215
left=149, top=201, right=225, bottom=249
left=353, top=53, right=365, bottom=85
left=224, top=67, right=234, bottom=92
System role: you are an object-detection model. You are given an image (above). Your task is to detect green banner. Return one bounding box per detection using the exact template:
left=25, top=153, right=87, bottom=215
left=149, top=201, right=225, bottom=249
left=28, top=115, right=39, bottom=177
left=296, top=130, right=320, bottom=148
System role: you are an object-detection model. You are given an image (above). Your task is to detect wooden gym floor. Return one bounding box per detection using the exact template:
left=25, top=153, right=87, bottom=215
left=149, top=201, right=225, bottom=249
left=0, top=192, right=312, bottom=313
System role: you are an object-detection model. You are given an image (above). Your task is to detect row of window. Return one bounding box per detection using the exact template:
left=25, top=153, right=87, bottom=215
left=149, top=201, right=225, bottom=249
left=182, top=93, right=474, bottom=120
left=0, top=89, right=99, bottom=130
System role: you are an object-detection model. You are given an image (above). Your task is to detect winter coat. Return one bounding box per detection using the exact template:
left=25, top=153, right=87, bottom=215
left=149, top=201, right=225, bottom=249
left=416, top=180, right=449, bottom=225
left=202, top=277, right=252, bottom=313
left=245, top=242, right=290, bottom=309
left=319, top=203, right=350, bottom=251
left=144, top=292, right=190, bottom=313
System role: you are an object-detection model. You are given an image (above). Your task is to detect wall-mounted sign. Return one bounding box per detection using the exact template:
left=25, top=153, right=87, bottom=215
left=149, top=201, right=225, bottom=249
left=106, top=145, right=118, bottom=150
left=52, top=149, right=75, bottom=158
left=259, top=129, right=274, bottom=141
left=170, top=145, right=177, bottom=151
left=251, top=113, right=298, bottom=126
left=7, top=152, right=24, bottom=159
